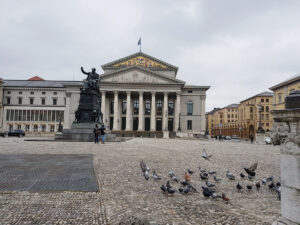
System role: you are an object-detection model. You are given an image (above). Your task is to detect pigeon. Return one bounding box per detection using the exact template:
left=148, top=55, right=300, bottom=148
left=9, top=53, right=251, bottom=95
left=208, top=171, right=217, bottom=175
left=179, top=187, right=191, bottom=194
left=168, top=171, right=175, bottom=178
left=248, top=174, right=253, bottom=180
left=202, top=149, right=212, bottom=160
left=199, top=167, right=206, bottom=173
left=244, top=168, right=255, bottom=177
left=140, top=161, right=148, bottom=173
left=222, top=193, right=230, bottom=202
left=206, top=180, right=215, bottom=187
left=266, top=176, right=274, bottom=182
left=276, top=182, right=281, bottom=187
left=185, top=172, right=191, bottom=182
left=171, top=176, right=179, bottom=182
left=212, top=193, right=221, bottom=199
left=168, top=171, right=179, bottom=182
left=180, top=181, right=188, bottom=186
left=247, top=185, right=252, bottom=190
left=160, top=185, right=167, bottom=193
left=248, top=163, right=258, bottom=171
left=226, top=171, right=235, bottom=180
left=201, top=186, right=213, bottom=197
left=187, top=169, right=194, bottom=174
left=166, top=181, right=171, bottom=188
left=268, top=182, right=275, bottom=189
left=214, top=176, right=222, bottom=182
left=256, top=182, right=261, bottom=190
left=186, top=182, right=198, bottom=192
left=236, top=183, right=242, bottom=191
left=262, top=178, right=267, bottom=185
left=152, top=171, right=161, bottom=180
left=200, top=173, right=208, bottom=180
left=240, top=173, right=246, bottom=178
left=167, top=187, right=176, bottom=194
left=144, top=170, right=149, bottom=180
left=202, top=172, right=209, bottom=177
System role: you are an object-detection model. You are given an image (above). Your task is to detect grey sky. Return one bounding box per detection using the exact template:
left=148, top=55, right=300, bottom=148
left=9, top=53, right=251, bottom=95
left=1, top=0, right=300, bottom=111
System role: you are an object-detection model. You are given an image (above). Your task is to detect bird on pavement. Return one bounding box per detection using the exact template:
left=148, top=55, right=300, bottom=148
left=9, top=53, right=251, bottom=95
left=168, top=171, right=175, bottom=178
left=268, top=182, right=275, bottom=189
left=214, top=176, right=222, bottom=182
left=140, top=161, right=148, bottom=173
left=199, top=167, right=207, bottom=173
left=248, top=174, right=253, bottom=180
left=208, top=171, right=217, bottom=175
left=244, top=168, right=255, bottom=177
left=187, top=169, right=194, bottom=175
left=222, top=193, right=230, bottom=202
left=179, top=187, right=191, bottom=194
left=200, top=173, right=208, bottom=180
left=201, top=186, right=214, bottom=197
left=180, top=181, right=188, bottom=186
left=144, top=170, right=149, bottom=180
left=248, top=162, right=258, bottom=171
left=247, top=185, right=252, bottom=190
left=236, top=183, right=242, bottom=191
left=256, top=182, right=261, bottom=190
left=166, top=181, right=171, bottom=188
left=171, top=175, right=179, bottom=182
left=160, top=185, right=167, bottom=193
left=186, top=182, right=197, bottom=192
left=240, top=173, right=246, bottom=178
left=202, top=149, right=212, bottom=160
left=212, top=193, right=221, bottom=199
left=206, top=180, right=215, bottom=187
left=226, top=171, right=235, bottom=180
left=185, top=172, right=191, bottom=182
left=167, top=187, right=176, bottom=194
left=152, top=170, right=161, bottom=180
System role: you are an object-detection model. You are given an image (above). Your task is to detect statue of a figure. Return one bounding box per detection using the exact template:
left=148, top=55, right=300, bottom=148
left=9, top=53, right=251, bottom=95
left=81, top=67, right=100, bottom=91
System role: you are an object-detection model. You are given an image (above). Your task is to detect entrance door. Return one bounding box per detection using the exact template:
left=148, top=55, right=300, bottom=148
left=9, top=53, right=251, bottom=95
left=110, top=117, right=113, bottom=130
left=133, top=118, right=138, bottom=131
left=145, top=118, right=150, bottom=131
left=121, top=117, right=126, bottom=130
left=156, top=118, right=162, bottom=131
left=168, top=118, right=173, bottom=131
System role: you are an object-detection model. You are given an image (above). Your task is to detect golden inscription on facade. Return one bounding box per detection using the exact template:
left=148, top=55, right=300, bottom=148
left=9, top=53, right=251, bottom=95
left=113, top=56, right=168, bottom=69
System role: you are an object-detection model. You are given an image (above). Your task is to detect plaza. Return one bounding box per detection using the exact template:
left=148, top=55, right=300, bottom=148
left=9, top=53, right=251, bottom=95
left=0, top=137, right=280, bottom=225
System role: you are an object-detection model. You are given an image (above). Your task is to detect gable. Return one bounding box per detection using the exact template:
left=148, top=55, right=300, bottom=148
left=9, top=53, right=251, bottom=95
left=113, top=56, right=168, bottom=70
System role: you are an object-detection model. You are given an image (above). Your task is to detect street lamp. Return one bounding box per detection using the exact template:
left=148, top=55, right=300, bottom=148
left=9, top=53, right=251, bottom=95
left=178, top=113, right=181, bottom=131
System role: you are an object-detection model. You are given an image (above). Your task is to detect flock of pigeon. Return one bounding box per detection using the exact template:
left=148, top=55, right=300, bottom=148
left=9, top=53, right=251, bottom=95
left=140, top=149, right=281, bottom=202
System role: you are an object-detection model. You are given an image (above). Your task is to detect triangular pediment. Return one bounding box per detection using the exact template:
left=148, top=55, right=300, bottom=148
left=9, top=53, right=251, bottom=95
left=101, top=52, right=178, bottom=74
left=100, top=66, right=184, bottom=84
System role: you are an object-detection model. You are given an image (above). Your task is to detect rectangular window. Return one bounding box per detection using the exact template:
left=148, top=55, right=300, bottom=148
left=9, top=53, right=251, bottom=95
left=42, top=92, right=46, bottom=95
left=33, top=125, right=38, bottom=132
left=156, top=100, right=162, bottom=115
left=9, top=124, right=13, bottom=131
left=6, top=109, right=10, bottom=121
left=41, top=98, right=46, bottom=105
left=52, top=110, right=55, bottom=121
left=278, top=94, right=282, bottom=104
left=266, top=99, right=269, bottom=102
left=31, top=110, right=34, bottom=121
left=27, top=110, right=31, bottom=121
left=54, top=92, right=57, bottom=95
left=122, top=100, right=127, bottom=114
left=6, top=97, right=10, bottom=104
left=30, top=91, right=34, bottom=95
left=53, top=98, right=57, bottom=105
left=25, top=125, right=30, bottom=132
left=17, top=124, right=21, bottom=130
left=261, top=99, right=264, bottom=102
left=266, top=114, right=269, bottom=120
left=266, top=123, right=269, bottom=126
left=48, top=110, right=51, bottom=121
left=30, top=98, right=34, bottom=105
left=133, top=100, right=139, bottom=115
left=110, top=101, right=114, bottom=114
left=145, top=100, right=151, bottom=115
left=23, top=110, right=26, bottom=121
left=187, top=120, right=192, bottom=130
left=42, top=125, right=46, bottom=132
left=7, top=91, right=11, bottom=94
left=168, top=101, right=174, bottom=115
left=19, top=91, right=22, bottom=94
left=50, top=125, right=55, bottom=132
left=187, top=102, right=193, bottom=115
left=261, top=114, right=264, bottom=120
left=18, top=97, right=22, bottom=104
left=188, top=90, right=192, bottom=93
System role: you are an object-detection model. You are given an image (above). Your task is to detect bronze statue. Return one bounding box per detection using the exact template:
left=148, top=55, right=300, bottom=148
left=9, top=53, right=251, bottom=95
left=81, top=67, right=100, bottom=91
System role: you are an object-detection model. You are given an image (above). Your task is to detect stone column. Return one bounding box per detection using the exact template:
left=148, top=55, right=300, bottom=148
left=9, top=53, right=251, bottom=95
left=125, top=91, right=132, bottom=131
left=174, top=92, right=181, bottom=131
left=150, top=92, right=156, bottom=131
left=138, top=91, right=144, bottom=131
left=64, top=93, right=71, bottom=129
left=113, top=91, right=119, bottom=131
left=201, top=95, right=206, bottom=133
left=163, top=92, right=168, bottom=131
left=101, top=91, right=106, bottom=125
left=271, top=90, right=300, bottom=225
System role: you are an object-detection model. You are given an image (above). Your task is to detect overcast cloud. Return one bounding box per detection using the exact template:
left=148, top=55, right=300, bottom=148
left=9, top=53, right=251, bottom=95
left=1, top=0, right=300, bottom=111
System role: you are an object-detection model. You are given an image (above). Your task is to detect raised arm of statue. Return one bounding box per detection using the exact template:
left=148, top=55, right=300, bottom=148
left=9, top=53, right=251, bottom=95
left=81, top=67, right=89, bottom=75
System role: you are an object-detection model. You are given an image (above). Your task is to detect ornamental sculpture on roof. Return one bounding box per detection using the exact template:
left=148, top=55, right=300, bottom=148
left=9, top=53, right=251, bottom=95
left=113, top=56, right=168, bottom=69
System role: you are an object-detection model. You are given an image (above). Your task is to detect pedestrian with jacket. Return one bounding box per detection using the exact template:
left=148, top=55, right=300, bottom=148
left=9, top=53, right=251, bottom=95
left=100, top=124, right=106, bottom=144
left=93, top=124, right=100, bottom=144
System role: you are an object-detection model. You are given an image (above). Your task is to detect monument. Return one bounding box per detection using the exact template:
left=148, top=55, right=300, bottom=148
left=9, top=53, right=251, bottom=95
left=56, top=67, right=105, bottom=141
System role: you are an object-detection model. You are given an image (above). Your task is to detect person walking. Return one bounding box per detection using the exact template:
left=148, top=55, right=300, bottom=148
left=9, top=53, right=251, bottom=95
left=94, top=124, right=100, bottom=144
left=100, top=124, right=106, bottom=144
left=250, top=134, right=254, bottom=144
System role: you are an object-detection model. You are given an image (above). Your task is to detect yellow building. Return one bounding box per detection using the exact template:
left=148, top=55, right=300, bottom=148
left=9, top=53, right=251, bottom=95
left=269, top=73, right=300, bottom=110
left=207, top=91, right=273, bottom=139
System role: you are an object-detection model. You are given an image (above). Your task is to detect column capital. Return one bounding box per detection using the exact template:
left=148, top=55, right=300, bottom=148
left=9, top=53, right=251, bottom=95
left=164, top=92, right=169, bottom=97
left=126, top=91, right=131, bottom=95
left=151, top=91, right=156, bottom=95
left=139, top=91, right=144, bottom=95
left=176, top=91, right=181, bottom=95
left=101, top=90, right=106, bottom=94
left=114, top=91, right=119, bottom=95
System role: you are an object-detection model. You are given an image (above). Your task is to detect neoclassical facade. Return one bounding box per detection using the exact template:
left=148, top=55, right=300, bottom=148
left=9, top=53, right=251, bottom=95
left=98, top=52, right=209, bottom=134
left=0, top=52, right=209, bottom=135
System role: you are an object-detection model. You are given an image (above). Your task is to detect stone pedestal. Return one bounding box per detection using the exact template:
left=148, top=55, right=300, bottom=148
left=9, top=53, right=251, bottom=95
left=271, top=109, right=300, bottom=225
left=163, top=131, right=169, bottom=139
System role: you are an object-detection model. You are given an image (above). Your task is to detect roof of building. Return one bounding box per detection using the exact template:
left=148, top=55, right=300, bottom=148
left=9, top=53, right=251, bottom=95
left=241, top=91, right=273, bottom=103
left=101, top=51, right=179, bottom=74
left=223, top=103, right=239, bottom=108
left=3, top=80, right=83, bottom=88
left=206, top=107, right=221, bottom=115
left=184, top=85, right=210, bottom=90
left=269, top=72, right=300, bottom=90
left=28, top=76, right=45, bottom=81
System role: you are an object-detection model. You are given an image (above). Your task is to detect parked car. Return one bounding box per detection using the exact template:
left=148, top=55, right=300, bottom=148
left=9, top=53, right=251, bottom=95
left=225, top=136, right=231, bottom=140
left=231, top=135, right=239, bottom=140
left=264, top=136, right=272, bottom=145
left=8, top=130, right=25, bottom=137
left=0, top=131, right=8, bottom=137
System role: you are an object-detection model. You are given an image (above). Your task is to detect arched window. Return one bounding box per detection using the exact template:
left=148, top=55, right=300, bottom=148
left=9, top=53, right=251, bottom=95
left=145, top=99, right=151, bottom=115
left=187, top=101, right=193, bottom=115
left=133, top=100, right=139, bottom=114
left=168, top=100, right=174, bottom=115
left=156, top=100, right=162, bottom=115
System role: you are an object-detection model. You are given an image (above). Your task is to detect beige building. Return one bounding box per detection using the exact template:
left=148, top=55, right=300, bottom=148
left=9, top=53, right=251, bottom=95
left=0, top=52, right=210, bottom=136
left=208, top=92, right=273, bottom=139
left=269, top=73, right=300, bottom=110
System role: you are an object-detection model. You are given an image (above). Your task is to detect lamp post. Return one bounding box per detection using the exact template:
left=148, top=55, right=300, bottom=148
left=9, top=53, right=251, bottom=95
left=178, top=113, right=181, bottom=131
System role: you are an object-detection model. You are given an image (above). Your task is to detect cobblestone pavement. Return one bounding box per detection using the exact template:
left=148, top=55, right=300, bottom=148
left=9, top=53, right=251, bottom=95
left=0, top=137, right=280, bottom=225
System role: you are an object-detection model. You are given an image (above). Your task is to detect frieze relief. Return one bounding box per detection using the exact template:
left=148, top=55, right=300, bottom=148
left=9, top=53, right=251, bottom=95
left=112, top=56, right=168, bottom=69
